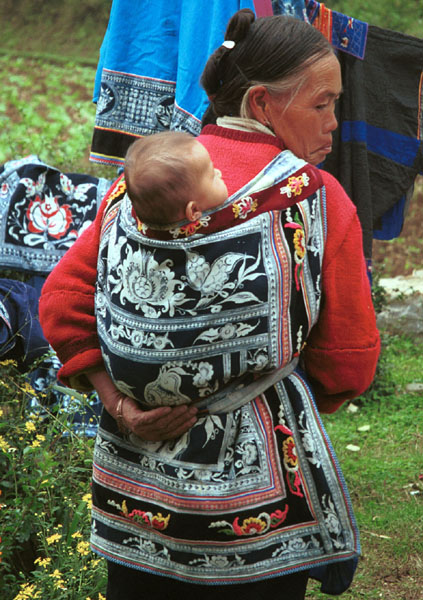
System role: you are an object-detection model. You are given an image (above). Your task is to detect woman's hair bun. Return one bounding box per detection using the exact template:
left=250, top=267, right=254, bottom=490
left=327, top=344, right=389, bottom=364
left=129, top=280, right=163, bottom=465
left=224, top=8, right=255, bottom=44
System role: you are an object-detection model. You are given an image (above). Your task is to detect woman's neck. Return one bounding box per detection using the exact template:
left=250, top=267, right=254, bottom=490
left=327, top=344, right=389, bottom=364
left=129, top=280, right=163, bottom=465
left=216, top=116, right=275, bottom=137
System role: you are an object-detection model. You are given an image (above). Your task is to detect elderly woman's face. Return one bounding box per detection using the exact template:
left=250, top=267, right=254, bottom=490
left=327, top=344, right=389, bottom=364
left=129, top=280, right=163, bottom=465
left=265, top=54, right=342, bottom=165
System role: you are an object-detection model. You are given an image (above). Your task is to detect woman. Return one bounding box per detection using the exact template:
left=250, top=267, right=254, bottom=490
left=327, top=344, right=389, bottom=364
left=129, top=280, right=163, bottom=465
left=40, top=10, right=380, bottom=599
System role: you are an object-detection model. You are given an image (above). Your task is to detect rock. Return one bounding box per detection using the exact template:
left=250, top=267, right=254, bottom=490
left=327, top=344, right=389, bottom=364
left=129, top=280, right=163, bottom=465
left=377, top=270, right=423, bottom=338
left=405, top=383, right=423, bottom=393
left=379, top=269, right=423, bottom=296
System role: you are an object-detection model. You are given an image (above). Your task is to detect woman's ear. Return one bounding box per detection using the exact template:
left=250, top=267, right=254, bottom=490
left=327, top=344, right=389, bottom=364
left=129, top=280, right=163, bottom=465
left=247, top=85, right=272, bottom=125
left=185, top=200, right=202, bottom=222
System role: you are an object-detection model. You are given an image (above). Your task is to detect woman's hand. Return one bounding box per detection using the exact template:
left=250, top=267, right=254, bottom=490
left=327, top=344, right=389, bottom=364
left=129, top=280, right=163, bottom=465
left=87, top=369, right=198, bottom=441
left=120, top=396, right=198, bottom=441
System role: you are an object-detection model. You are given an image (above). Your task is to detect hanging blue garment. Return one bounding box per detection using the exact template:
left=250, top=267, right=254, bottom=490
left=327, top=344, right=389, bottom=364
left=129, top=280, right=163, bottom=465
left=91, top=0, right=257, bottom=165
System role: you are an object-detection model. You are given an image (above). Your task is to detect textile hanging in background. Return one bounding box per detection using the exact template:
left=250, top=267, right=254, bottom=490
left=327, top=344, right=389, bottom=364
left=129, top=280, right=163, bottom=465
left=90, top=0, right=306, bottom=167
left=306, top=0, right=423, bottom=258
left=272, top=0, right=306, bottom=19
left=90, top=0, right=257, bottom=166
left=0, top=156, right=111, bottom=274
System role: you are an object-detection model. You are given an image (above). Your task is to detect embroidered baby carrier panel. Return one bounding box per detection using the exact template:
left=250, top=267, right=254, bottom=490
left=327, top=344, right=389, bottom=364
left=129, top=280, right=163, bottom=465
left=91, top=372, right=359, bottom=586
left=95, top=151, right=326, bottom=410
left=92, top=153, right=360, bottom=589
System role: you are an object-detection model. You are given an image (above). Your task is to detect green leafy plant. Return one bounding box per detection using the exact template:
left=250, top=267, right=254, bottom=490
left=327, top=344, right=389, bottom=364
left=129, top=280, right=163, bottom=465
left=0, top=360, right=107, bottom=599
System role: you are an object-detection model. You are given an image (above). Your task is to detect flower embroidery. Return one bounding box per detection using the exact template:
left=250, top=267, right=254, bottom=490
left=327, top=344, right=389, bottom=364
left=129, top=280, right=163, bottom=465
left=210, top=506, right=289, bottom=537
left=284, top=213, right=306, bottom=291
left=280, top=173, right=310, bottom=198
left=293, top=229, right=306, bottom=259
left=169, top=216, right=211, bottom=238
left=121, top=500, right=170, bottom=530
left=283, top=436, right=298, bottom=468
left=110, top=246, right=186, bottom=317
left=26, top=193, right=73, bottom=239
left=232, top=196, right=258, bottom=219
left=192, top=362, right=214, bottom=388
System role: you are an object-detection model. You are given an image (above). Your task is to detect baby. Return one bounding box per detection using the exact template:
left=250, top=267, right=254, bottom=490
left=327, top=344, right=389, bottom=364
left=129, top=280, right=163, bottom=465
left=124, top=131, right=228, bottom=225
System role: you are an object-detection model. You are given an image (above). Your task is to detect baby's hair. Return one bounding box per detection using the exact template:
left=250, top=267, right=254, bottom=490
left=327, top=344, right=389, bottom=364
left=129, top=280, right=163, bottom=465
left=125, top=131, right=200, bottom=224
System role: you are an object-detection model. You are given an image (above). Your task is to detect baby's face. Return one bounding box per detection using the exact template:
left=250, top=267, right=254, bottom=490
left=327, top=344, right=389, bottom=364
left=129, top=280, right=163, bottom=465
left=190, top=142, right=228, bottom=212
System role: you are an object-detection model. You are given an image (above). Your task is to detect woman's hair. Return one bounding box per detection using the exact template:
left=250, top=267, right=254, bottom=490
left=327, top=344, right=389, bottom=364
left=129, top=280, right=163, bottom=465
left=124, top=131, right=199, bottom=225
left=200, top=9, right=334, bottom=125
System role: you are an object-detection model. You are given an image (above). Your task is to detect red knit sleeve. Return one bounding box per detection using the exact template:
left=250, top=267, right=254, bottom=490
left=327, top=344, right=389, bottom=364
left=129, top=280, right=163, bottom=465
left=302, top=171, right=380, bottom=413
left=39, top=188, right=111, bottom=390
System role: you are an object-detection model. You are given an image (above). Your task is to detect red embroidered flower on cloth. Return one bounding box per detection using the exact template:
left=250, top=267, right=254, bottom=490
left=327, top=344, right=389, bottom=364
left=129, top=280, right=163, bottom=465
left=210, top=506, right=289, bottom=537
left=26, top=194, right=73, bottom=239
left=121, top=500, right=170, bottom=530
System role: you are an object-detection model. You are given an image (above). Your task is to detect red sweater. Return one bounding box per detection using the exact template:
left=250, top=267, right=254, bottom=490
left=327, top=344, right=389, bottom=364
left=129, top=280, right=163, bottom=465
left=39, top=125, right=380, bottom=413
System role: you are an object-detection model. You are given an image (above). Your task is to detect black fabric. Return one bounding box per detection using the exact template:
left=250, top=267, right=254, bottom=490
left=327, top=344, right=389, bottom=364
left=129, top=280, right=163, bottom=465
left=106, top=561, right=309, bottom=600
left=0, top=278, right=49, bottom=369
left=323, top=25, right=423, bottom=258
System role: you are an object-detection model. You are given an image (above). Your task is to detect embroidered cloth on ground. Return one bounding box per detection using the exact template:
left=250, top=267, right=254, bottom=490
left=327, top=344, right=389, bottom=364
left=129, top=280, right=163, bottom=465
left=92, top=151, right=359, bottom=594
left=0, top=156, right=111, bottom=274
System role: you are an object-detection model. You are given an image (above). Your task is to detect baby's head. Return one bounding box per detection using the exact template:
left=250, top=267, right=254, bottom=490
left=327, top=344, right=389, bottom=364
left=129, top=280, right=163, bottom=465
left=125, top=131, right=228, bottom=225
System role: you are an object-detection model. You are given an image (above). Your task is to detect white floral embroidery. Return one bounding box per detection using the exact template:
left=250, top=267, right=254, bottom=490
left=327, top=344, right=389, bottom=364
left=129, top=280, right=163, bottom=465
left=189, top=554, right=245, bottom=569
left=322, top=494, right=345, bottom=549
left=109, top=246, right=187, bottom=317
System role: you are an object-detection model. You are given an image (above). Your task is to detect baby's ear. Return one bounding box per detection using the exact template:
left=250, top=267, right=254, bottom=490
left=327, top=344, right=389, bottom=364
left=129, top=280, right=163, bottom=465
left=185, top=200, right=202, bottom=222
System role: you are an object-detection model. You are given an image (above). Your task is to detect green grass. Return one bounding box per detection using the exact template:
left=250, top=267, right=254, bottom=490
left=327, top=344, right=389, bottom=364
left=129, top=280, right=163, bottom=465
left=329, top=0, right=423, bottom=37
left=1, top=55, right=114, bottom=179
left=307, top=335, right=423, bottom=599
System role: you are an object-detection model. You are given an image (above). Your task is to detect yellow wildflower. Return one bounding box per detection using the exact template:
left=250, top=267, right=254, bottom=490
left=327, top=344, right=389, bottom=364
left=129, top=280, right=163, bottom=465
left=31, top=440, right=41, bottom=448
left=21, top=382, right=36, bottom=395
left=46, top=533, right=62, bottom=545
left=99, top=594, right=106, bottom=600
left=71, top=531, right=83, bottom=539
left=82, top=492, right=92, bottom=509
left=0, top=436, right=10, bottom=452
left=0, top=408, right=3, bottom=417
left=54, top=579, right=66, bottom=590
left=36, top=434, right=46, bottom=442
left=12, top=582, right=41, bottom=599
left=50, top=569, right=62, bottom=579
left=77, top=540, right=90, bottom=556
left=34, top=556, right=52, bottom=568
left=0, top=359, right=17, bottom=366
left=25, top=421, right=36, bottom=433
